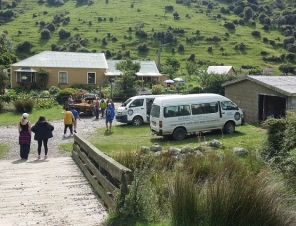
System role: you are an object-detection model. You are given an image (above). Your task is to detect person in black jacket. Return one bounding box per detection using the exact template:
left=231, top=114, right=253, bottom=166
left=31, top=116, right=54, bottom=160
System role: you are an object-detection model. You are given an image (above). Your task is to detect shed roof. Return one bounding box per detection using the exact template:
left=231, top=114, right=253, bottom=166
left=12, top=51, right=108, bottom=69
left=105, top=60, right=162, bottom=77
left=223, top=75, right=296, bottom=96
left=206, top=66, right=234, bottom=74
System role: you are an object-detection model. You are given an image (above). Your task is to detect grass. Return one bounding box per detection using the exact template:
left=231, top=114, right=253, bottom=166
left=58, top=142, right=73, bottom=153
left=1, top=0, right=292, bottom=73
left=91, top=123, right=266, bottom=156
left=0, top=105, right=65, bottom=126
left=0, top=144, right=10, bottom=158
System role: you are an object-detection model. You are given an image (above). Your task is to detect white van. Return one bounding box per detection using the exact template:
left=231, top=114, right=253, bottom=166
left=116, top=95, right=167, bottom=126
left=150, top=93, right=244, bottom=140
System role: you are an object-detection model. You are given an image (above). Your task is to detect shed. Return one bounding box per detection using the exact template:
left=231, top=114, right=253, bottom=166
left=207, top=66, right=236, bottom=76
left=222, top=75, right=296, bottom=123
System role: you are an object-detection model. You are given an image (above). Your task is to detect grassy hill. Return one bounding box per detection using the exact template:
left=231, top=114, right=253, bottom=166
left=1, top=0, right=295, bottom=74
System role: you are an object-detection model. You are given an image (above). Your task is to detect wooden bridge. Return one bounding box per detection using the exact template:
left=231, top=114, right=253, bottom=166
left=0, top=135, right=131, bottom=226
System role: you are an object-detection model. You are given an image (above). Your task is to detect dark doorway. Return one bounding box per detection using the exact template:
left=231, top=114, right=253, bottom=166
left=258, top=94, right=286, bottom=121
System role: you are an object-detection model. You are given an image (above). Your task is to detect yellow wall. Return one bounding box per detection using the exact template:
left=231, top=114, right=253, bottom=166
left=10, top=66, right=106, bottom=89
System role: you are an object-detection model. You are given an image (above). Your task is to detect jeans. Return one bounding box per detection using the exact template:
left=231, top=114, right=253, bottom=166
left=20, top=144, right=30, bottom=159
left=64, top=124, right=73, bottom=135
left=37, top=139, right=48, bottom=155
left=95, top=108, right=99, bottom=119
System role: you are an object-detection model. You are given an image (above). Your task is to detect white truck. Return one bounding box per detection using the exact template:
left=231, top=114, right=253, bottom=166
left=116, top=95, right=166, bottom=126
left=150, top=93, right=244, bottom=140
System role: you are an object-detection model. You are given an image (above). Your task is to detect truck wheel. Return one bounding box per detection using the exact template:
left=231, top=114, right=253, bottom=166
left=132, top=116, right=143, bottom=126
left=173, top=128, right=186, bottom=141
left=223, top=122, right=235, bottom=134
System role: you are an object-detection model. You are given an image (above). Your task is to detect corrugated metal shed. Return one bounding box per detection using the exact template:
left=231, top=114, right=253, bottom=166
left=105, top=60, right=162, bottom=77
left=223, top=75, right=296, bottom=96
left=12, top=51, right=108, bottom=69
left=207, top=66, right=233, bottom=74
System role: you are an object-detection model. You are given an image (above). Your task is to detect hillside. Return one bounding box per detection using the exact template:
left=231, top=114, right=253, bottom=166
left=0, top=0, right=296, bottom=74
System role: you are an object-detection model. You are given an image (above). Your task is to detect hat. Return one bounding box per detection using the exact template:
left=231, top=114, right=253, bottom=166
left=108, top=103, right=111, bottom=106
left=22, top=113, right=29, bottom=118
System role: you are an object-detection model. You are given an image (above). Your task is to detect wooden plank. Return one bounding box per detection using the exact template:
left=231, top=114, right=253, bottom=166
left=74, top=135, right=131, bottom=181
left=72, top=150, right=114, bottom=209
left=0, top=158, right=107, bottom=225
left=74, top=146, right=118, bottom=194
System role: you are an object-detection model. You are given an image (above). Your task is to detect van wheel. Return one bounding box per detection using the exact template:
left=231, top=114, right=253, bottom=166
left=173, top=128, right=187, bottom=141
left=224, top=122, right=235, bottom=134
left=132, top=116, right=143, bottom=126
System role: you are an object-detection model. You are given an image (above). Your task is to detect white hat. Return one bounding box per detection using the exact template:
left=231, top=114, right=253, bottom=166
left=108, top=103, right=111, bottom=106
left=22, top=113, right=29, bottom=118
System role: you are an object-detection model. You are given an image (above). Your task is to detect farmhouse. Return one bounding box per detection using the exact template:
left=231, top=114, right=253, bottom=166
left=206, top=66, right=236, bottom=76
left=105, top=60, right=166, bottom=85
left=223, top=75, right=296, bottom=123
left=10, top=51, right=165, bottom=89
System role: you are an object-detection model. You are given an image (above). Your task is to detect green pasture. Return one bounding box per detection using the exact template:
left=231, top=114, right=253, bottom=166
left=1, top=0, right=291, bottom=73
left=91, top=123, right=266, bottom=157
left=0, top=105, right=64, bottom=126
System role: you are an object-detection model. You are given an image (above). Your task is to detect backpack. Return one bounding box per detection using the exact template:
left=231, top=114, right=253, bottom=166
left=106, top=108, right=111, bottom=116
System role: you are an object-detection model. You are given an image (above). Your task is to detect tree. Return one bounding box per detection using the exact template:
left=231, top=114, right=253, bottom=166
left=243, top=7, right=253, bottom=21
left=0, top=52, right=17, bottom=68
left=279, top=64, right=295, bottom=75
left=164, top=57, right=180, bottom=71
left=114, top=60, right=141, bottom=96
left=185, top=61, right=198, bottom=80
left=36, top=68, right=49, bottom=90
left=0, top=32, right=13, bottom=53
left=0, top=69, right=8, bottom=95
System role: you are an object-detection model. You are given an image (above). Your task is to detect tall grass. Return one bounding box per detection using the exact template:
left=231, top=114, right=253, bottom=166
left=170, top=154, right=296, bottom=226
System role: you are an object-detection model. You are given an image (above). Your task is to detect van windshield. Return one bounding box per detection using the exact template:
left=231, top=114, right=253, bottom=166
left=151, top=105, right=160, bottom=118
left=221, top=101, right=238, bottom=110
left=123, top=98, right=133, bottom=107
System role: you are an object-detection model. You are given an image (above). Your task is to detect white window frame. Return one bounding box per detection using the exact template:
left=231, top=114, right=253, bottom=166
left=58, top=71, right=68, bottom=84
left=87, top=72, right=96, bottom=84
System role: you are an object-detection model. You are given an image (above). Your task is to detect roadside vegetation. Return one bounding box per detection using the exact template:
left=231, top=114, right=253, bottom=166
left=97, top=117, right=296, bottom=226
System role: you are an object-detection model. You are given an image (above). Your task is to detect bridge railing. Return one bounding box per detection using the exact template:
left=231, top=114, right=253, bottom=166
left=72, top=134, right=132, bottom=210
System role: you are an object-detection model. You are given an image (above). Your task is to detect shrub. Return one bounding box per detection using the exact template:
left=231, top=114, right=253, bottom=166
left=13, top=99, right=35, bottom=113
left=56, top=88, right=76, bottom=104
left=0, top=101, right=4, bottom=113
left=251, top=30, right=261, bottom=37
left=151, top=84, right=164, bottom=94
left=58, top=29, right=71, bottom=39
left=16, top=41, right=33, bottom=53
left=34, top=97, right=59, bottom=109
left=224, top=22, right=235, bottom=29
left=49, top=86, right=60, bottom=95
left=40, top=29, right=51, bottom=39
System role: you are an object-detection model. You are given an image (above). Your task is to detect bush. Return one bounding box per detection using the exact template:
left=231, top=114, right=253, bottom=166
left=13, top=99, right=35, bottom=113
left=0, top=101, right=4, bottom=112
left=151, top=84, right=164, bottom=94
left=251, top=30, right=261, bottom=37
left=40, top=29, right=51, bottom=39
left=49, top=86, right=61, bottom=95
left=56, top=88, right=76, bottom=104
left=34, top=97, right=59, bottom=110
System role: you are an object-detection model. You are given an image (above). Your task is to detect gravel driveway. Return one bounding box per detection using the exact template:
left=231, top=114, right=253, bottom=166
left=1, top=103, right=123, bottom=160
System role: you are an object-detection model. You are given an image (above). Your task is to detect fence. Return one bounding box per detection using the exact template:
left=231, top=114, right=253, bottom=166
left=72, top=134, right=132, bottom=209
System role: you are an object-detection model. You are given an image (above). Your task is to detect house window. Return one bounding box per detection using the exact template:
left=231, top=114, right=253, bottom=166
left=59, top=71, right=68, bottom=84
left=16, top=68, right=36, bottom=83
left=87, top=72, right=96, bottom=84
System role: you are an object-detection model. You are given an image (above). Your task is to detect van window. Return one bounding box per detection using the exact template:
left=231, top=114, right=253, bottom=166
left=130, top=99, right=144, bottom=108
left=221, top=101, right=238, bottom=110
left=164, top=105, right=190, bottom=118
left=151, top=105, right=160, bottom=118
left=192, top=102, right=218, bottom=115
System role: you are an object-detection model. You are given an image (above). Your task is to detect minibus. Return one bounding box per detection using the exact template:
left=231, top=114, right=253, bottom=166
left=116, top=95, right=167, bottom=126
left=150, top=94, right=244, bottom=140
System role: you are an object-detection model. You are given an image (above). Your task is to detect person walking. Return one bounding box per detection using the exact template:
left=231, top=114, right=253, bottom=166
left=18, top=113, right=32, bottom=160
left=70, top=106, right=81, bottom=133
left=105, top=103, right=115, bottom=132
left=31, top=116, right=54, bottom=160
left=94, top=97, right=100, bottom=120
left=100, top=99, right=107, bottom=118
left=64, top=107, right=75, bottom=137
left=107, top=98, right=115, bottom=109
